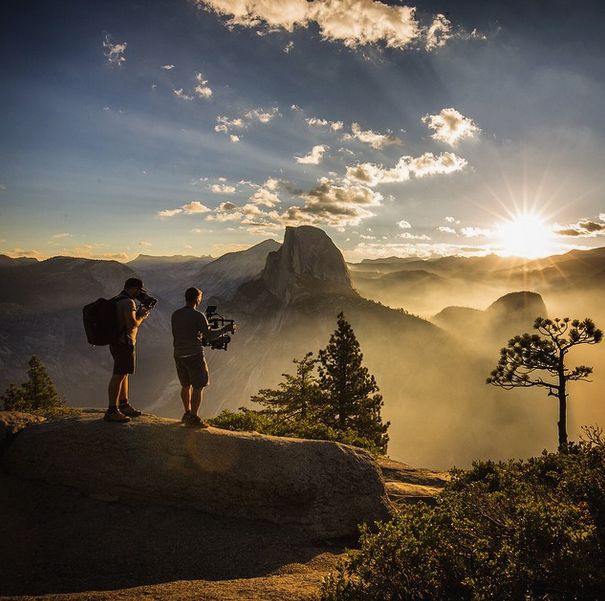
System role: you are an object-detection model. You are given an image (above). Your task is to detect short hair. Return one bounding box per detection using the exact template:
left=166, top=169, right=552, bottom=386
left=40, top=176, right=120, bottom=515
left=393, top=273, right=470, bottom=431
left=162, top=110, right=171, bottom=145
left=124, top=277, right=144, bottom=290
left=185, top=287, right=202, bottom=303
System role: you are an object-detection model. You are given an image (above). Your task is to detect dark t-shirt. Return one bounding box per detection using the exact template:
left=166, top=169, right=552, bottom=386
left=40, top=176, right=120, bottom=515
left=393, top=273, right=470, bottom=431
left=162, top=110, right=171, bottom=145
left=171, top=306, right=210, bottom=357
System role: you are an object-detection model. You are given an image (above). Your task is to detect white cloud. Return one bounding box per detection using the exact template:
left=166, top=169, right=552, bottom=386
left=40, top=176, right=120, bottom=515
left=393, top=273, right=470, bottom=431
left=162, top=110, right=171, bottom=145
left=422, top=107, right=481, bottom=146
left=397, top=220, right=412, bottom=229
left=158, top=208, right=183, bottom=218
left=103, top=34, right=127, bottom=66
left=193, top=71, right=213, bottom=98
left=399, top=232, right=431, bottom=240
left=460, top=226, right=493, bottom=238
left=553, top=217, right=605, bottom=237
left=425, top=14, right=451, bottom=50
left=295, top=144, right=329, bottom=165
left=161, top=64, right=175, bottom=70
left=182, top=201, right=211, bottom=214
left=343, top=122, right=401, bottom=149
left=445, top=216, right=459, bottom=224
left=51, top=233, right=71, bottom=239
left=214, top=107, right=279, bottom=139
left=284, top=40, right=294, bottom=53
left=250, top=186, right=281, bottom=207
left=139, top=241, right=152, bottom=247
left=346, top=152, right=467, bottom=186
left=173, top=88, right=194, bottom=101
left=283, top=177, right=383, bottom=227
left=158, top=201, right=211, bottom=217
left=210, top=183, right=236, bottom=194
left=306, top=117, right=344, bottom=131
left=438, top=226, right=457, bottom=234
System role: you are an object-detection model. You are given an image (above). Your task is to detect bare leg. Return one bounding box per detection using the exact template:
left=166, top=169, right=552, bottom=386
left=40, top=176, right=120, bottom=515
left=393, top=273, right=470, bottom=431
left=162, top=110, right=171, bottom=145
left=108, top=374, right=126, bottom=408
left=190, top=386, right=204, bottom=417
left=180, top=386, right=192, bottom=413
left=119, top=376, right=129, bottom=402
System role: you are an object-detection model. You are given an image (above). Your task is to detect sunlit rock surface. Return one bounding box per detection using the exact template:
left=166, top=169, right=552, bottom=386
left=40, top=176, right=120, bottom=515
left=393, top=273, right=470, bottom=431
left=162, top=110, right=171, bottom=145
left=2, top=413, right=392, bottom=539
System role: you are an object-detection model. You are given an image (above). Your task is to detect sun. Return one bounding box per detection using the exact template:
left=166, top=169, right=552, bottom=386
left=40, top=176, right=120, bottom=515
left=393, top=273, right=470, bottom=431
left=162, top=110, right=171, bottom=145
left=496, top=212, right=556, bottom=259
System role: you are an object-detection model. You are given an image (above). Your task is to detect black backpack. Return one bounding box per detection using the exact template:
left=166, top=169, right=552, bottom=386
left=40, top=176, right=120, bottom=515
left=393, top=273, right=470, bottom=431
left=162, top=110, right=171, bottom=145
left=83, top=296, right=123, bottom=346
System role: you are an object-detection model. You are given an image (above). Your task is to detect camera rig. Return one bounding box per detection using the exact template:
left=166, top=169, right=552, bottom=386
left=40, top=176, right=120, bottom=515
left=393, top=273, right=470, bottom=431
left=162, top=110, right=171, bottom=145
left=202, top=305, right=235, bottom=351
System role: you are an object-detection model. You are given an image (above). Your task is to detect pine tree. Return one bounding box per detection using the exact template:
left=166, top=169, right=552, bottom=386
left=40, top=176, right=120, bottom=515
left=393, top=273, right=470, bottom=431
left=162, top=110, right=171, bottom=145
left=251, top=352, right=320, bottom=421
left=1, top=356, right=63, bottom=413
left=487, top=317, right=602, bottom=448
left=318, top=313, right=389, bottom=454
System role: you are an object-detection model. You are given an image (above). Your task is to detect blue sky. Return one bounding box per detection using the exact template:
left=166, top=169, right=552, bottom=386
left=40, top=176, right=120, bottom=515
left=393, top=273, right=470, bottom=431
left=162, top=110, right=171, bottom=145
left=1, top=0, right=605, bottom=261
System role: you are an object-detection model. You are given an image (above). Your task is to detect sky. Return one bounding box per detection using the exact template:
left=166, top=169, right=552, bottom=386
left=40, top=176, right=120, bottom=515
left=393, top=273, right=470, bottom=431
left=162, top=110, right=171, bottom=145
left=1, top=0, right=605, bottom=262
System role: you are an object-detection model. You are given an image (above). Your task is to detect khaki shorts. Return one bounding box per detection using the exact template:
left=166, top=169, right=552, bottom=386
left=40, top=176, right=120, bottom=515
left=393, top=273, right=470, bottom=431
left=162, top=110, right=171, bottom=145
left=174, top=353, right=209, bottom=388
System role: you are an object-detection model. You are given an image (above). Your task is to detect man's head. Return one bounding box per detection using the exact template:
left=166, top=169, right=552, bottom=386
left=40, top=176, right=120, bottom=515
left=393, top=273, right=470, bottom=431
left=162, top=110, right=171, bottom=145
left=124, top=277, right=144, bottom=299
left=185, top=287, right=202, bottom=308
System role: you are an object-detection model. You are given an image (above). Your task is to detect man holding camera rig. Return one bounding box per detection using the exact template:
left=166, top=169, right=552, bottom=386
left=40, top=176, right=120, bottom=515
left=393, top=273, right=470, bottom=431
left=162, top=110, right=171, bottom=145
left=171, top=287, right=235, bottom=428
left=104, top=277, right=153, bottom=423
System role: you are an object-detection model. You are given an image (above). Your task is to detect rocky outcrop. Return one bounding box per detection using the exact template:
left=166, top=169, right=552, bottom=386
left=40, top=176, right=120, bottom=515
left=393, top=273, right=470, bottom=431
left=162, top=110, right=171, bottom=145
left=262, top=226, right=353, bottom=303
left=0, top=411, right=45, bottom=451
left=2, top=414, right=392, bottom=539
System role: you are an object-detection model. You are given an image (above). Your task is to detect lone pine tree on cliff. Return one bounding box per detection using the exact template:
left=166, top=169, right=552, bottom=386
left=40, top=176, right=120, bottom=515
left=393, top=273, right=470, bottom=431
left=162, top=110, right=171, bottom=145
left=318, top=312, right=390, bottom=454
left=487, top=317, right=602, bottom=448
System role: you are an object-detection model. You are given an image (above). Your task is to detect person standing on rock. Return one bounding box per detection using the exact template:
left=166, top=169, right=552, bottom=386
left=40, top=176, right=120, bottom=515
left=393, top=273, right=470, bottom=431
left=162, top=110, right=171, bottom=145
left=105, top=277, right=151, bottom=423
left=171, top=287, right=234, bottom=428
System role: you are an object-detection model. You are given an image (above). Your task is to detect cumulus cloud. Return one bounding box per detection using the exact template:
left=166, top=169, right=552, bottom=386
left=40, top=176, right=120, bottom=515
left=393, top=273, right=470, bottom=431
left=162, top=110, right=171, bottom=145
left=250, top=186, right=281, bottom=207
left=425, top=14, right=451, bottom=50
left=460, top=226, right=493, bottom=238
left=553, top=216, right=605, bottom=237
left=158, top=201, right=211, bottom=217
left=194, top=0, right=454, bottom=51
left=306, top=117, right=344, bottom=131
left=346, top=151, right=467, bottom=186
left=438, top=226, right=457, bottom=234
left=193, top=72, right=213, bottom=98
left=210, top=183, right=236, bottom=194
left=173, top=88, right=194, bottom=101
left=103, top=34, right=127, bottom=66
left=398, top=219, right=412, bottom=229
left=214, top=107, right=279, bottom=139
left=422, top=107, right=480, bottom=146
left=343, top=122, right=401, bottom=149
left=295, top=144, right=329, bottom=165
left=445, top=216, right=460, bottom=224
left=161, top=64, right=175, bottom=70
left=283, top=177, right=383, bottom=227
left=399, top=232, right=431, bottom=240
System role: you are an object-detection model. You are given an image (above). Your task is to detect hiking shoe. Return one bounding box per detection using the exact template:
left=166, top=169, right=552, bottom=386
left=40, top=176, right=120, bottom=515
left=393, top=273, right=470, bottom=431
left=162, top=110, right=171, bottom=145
left=119, top=402, right=142, bottom=418
left=104, top=409, right=131, bottom=423
left=181, top=411, right=191, bottom=423
left=184, top=414, right=209, bottom=429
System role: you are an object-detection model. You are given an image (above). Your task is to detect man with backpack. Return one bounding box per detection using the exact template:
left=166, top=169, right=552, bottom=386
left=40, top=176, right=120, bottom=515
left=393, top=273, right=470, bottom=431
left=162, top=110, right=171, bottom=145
left=171, top=287, right=235, bottom=428
left=104, top=277, right=151, bottom=423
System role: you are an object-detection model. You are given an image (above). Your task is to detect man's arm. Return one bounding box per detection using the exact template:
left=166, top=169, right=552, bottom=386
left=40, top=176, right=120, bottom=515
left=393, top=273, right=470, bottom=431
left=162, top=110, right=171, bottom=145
left=120, top=299, right=149, bottom=329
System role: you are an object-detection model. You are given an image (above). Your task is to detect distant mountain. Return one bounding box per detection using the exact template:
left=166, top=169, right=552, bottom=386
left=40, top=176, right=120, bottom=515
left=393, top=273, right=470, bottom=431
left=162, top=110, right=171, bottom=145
left=433, top=291, right=548, bottom=344
left=0, top=255, right=38, bottom=269
left=262, top=226, right=352, bottom=303
left=195, top=239, right=281, bottom=303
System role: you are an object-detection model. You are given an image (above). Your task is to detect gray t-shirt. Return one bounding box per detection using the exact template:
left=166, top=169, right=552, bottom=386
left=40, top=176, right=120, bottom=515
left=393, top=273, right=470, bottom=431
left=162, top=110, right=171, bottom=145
left=171, top=306, right=210, bottom=357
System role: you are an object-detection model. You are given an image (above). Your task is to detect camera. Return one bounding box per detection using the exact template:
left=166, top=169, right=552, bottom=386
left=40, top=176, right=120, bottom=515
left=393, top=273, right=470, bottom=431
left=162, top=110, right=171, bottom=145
left=136, top=290, right=157, bottom=310
left=202, top=305, right=235, bottom=351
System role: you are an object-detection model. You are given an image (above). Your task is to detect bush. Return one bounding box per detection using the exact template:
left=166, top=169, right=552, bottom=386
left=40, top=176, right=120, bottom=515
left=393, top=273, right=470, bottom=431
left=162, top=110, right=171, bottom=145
left=209, top=408, right=384, bottom=455
left=321, top=429, right=605, bottom=601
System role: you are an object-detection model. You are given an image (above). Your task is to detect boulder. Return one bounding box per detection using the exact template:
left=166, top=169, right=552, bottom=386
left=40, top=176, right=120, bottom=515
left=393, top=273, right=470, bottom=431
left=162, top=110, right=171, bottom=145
left=2, top=414, right=392, bottom=539
left=0, top=411, right=45, bottom=450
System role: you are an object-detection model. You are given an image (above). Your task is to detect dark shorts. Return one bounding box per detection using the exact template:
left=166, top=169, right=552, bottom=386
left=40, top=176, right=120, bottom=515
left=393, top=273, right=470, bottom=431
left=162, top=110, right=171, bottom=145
left=110, top=343, right=136, bottom=375
left=175, top=353, right=209, bottom=388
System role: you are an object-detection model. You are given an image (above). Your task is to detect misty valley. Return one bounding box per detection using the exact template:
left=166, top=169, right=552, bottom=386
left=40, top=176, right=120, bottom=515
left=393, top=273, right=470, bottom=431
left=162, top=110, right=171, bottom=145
left=2, top=225, right=604, bottom=469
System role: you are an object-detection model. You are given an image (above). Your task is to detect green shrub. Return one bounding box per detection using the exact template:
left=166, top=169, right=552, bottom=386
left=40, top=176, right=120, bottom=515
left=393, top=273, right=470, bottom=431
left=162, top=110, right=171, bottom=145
left=209, top=408, right=383, bottom=455
left=321, top=430, right=605, bottom=601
